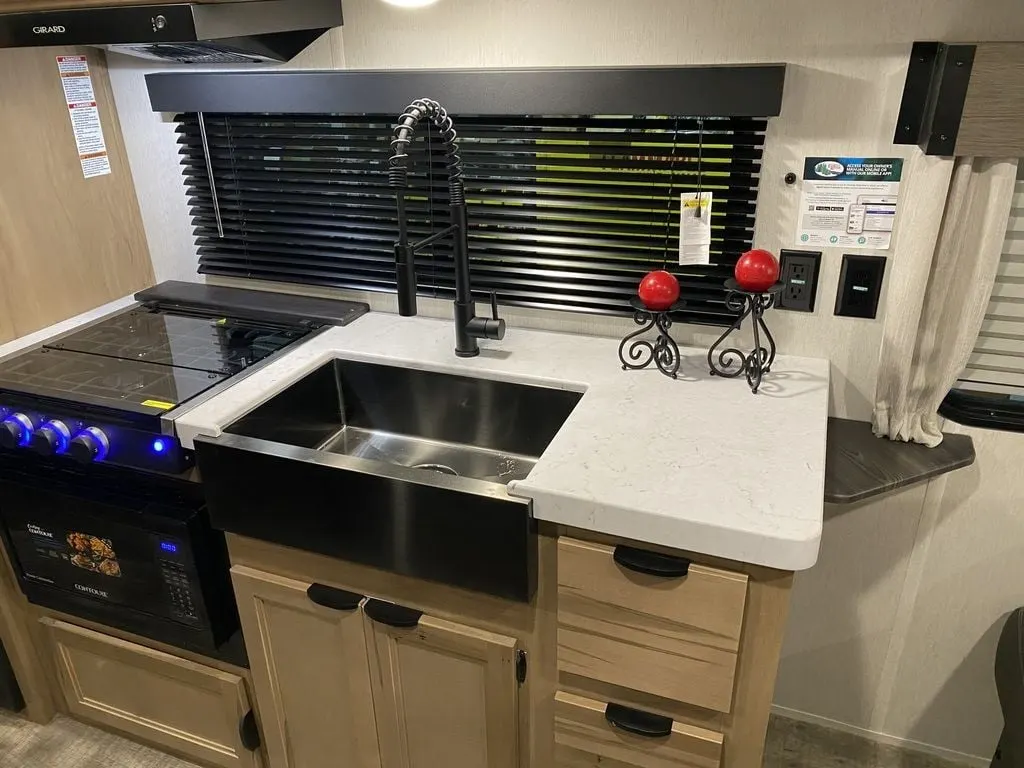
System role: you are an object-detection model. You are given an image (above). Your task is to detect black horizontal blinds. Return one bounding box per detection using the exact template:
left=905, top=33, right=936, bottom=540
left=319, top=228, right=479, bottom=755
left=177, top=113, right=766, bottom=324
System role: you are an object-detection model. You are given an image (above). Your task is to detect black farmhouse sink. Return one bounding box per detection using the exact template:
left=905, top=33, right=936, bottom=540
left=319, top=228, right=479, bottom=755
left=196, top=359, right=582, bottom=601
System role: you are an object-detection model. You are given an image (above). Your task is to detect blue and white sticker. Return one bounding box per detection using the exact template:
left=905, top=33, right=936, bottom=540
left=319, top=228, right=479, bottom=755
left=796, top=157, right=902, bottom=250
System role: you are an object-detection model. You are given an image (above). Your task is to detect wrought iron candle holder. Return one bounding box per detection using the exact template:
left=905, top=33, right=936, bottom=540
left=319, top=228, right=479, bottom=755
left=707, top=279, right=783, bottom=394
left=618, top=297, right=685, bottom=379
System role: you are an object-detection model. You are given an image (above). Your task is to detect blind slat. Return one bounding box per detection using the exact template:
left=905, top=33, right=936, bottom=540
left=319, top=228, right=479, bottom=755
left=179, top=111, right=766, bottom=324
left=957, top=174, right=1024, bottom=393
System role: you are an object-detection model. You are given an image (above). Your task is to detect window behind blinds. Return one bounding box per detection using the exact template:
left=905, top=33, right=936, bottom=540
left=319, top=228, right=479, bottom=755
left=177, top=113, right=766, bottom=326
left=956, top=166, right=1024, bottom=394
left=941, top=165, right=1024, bottom=432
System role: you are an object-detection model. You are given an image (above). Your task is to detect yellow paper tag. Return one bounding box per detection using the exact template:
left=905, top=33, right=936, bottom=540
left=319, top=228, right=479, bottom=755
left=141, top=399, right=176, bottom=411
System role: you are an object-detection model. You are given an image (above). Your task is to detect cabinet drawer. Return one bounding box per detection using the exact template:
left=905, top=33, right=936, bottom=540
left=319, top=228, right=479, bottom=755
left=557, top=537, right=747, bottom=712
left=41, top=617, right=261, bottom=768
left=554, top=691, right=721, bottom=768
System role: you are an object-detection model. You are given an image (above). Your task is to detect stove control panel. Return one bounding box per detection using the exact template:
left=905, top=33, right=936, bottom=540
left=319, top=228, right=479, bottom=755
left=0, top=403, right=191, bottom=474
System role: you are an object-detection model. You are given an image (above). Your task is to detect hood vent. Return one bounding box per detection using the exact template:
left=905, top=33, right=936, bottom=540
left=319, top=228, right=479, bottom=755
left=0, top=0, right=342, bottom=63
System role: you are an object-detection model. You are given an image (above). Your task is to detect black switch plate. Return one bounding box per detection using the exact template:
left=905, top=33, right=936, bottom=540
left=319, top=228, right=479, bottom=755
left=835, top=254, right=886, bottom=318
left=777, top=249, right=822, bottom=312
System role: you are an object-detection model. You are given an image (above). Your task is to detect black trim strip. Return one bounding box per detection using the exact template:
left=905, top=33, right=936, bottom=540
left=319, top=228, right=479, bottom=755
left=146, top=66, right=786, bottom=116
left=940, top=390, right=1024, bottom=434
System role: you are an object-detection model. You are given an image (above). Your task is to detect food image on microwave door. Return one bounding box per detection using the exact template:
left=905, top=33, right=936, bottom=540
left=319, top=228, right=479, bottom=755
left=66, top=532, right=121, bottom=578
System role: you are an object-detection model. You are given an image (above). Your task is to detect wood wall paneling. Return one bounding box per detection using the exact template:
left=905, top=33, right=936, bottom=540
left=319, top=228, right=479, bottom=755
left=0, top=46, right=153, bottom=340
left=956, top=43, right=1024, bottom=156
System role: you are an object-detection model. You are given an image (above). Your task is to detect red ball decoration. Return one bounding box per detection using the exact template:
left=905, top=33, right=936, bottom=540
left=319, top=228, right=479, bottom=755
left=734, top=249, right=780, bottom=293
left=638, top=270, right=680, bottom=311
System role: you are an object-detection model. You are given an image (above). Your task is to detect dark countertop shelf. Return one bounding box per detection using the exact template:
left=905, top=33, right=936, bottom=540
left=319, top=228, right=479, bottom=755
left=825, top=417, right=976, bottom=504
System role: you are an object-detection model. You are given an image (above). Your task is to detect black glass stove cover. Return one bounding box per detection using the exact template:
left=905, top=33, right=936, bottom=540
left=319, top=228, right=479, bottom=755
left=0, top=309, right=310, bottom=416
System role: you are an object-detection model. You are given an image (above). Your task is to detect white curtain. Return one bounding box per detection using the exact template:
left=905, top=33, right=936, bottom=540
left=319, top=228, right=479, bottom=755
left=873, top=154, right=1019, bottom=446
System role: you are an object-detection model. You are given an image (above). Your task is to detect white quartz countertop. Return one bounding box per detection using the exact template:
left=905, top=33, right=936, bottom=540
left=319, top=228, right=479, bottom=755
left=178, top=312, right=829, bottom=571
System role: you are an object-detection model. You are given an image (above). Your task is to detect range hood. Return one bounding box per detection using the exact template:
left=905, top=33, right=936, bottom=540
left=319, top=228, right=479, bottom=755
left=0, top=0, right=342, bottom=63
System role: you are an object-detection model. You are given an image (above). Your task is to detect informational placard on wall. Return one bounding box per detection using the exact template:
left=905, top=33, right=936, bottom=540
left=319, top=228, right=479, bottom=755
left=56, top=55, right=111, bottom=179
left=797, top=157, right=902, bottom=249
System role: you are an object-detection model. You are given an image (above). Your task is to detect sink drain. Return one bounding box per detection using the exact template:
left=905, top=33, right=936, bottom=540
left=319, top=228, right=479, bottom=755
left=412, top=463, right=459, bottom=476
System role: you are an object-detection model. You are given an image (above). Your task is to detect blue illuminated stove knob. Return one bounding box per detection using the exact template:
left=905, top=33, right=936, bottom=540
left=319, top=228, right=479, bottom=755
left=69, top=427, right=110, bottom=464
left=31, top=420, right=72, bottom=457
left=0, top=413, right=35, bottom=450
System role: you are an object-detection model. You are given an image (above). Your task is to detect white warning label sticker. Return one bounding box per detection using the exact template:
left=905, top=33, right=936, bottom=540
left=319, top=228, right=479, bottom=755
left=56, top=55, right=111, bottom=179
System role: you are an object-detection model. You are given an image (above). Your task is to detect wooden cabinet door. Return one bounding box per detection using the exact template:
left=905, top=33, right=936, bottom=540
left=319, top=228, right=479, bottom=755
left=231, top=565, right=381, bottom=768
left=41, top=617, right=261, bottom=768
left=363, top=599, right=520, bottom=768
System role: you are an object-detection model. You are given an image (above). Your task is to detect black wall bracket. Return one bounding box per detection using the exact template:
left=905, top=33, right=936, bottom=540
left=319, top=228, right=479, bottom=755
left=893, top=41, right=976, bottom=155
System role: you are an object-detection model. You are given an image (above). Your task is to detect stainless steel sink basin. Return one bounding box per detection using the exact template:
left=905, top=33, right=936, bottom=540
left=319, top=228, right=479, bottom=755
left=221, top=358, right=582, bottom=487
left=196, top=358, right=584, bottom=601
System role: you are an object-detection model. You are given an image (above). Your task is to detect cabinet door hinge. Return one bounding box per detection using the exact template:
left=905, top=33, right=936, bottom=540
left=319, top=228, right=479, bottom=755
left=516, top=650, right=527, bottom=684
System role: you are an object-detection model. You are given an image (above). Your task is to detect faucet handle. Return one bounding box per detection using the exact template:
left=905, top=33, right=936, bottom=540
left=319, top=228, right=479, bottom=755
left=490, top=291, right=500, bottom=321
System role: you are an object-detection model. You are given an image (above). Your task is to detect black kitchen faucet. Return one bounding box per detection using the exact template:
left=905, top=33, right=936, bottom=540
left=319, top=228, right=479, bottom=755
left=388, top=98, right=505, bottom=358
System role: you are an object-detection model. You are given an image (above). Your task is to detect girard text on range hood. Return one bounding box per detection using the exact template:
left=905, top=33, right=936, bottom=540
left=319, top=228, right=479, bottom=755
left=0, top=0, right=342, bottom=63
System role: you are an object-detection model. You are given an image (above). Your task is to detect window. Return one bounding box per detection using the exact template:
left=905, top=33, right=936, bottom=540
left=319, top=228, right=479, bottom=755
left=940, top=165, right=1024, bottom=430
left=177, top=113, right=765, bottom=326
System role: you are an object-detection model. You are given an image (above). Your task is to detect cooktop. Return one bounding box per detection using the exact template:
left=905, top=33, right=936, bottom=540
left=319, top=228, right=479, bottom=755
left=0, top=310, right=309, bottom=416
left=0, top=282, right=368, bottom=474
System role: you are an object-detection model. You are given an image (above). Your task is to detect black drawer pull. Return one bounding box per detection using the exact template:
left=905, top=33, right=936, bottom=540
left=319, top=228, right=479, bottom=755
left=604, top=703, right=673, bottom=738
left=613, top=545, right=691, bottom=578
left=364, top=598, right=422, bottom=628
left=306, top=583, right=363, bottom=611
left=239, top=710, right=261, bottom=751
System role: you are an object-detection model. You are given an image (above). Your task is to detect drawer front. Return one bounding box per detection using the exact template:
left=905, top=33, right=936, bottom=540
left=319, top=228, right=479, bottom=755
left=557, top=537, right=747, bottom=712
left=42, top=617, right=260, bottom=768
left=554, top=691, right=722, bottom=768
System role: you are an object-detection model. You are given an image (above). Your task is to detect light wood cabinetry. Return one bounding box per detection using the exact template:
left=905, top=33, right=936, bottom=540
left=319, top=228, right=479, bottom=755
left=225, top=529, right=791, bottom=768
left=366, top=602, right=519, bottom=768
left=554, top=530, right=792, bottom=768
left=232, top=564, right=522, bottom=768
left=40, top=617, right=261, bottom=768
left=231, top=566, right=380, bottom=768
left=557, top=537, right=747, bottom=713
left=554, top=691, right=722, bottom=768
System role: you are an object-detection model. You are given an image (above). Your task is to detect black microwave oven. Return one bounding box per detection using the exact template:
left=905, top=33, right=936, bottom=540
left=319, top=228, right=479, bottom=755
left=0, top=455, right=240, bottom=660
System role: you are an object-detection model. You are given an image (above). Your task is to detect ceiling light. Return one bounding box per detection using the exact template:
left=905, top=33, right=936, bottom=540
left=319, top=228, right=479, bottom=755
left=381, top=0, right=440, bottom=7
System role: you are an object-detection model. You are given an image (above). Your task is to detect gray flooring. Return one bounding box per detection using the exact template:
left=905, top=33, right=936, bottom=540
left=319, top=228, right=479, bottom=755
left=0, top=708, right=978, bottom=768
left=765, top=717, right=978, bottom=768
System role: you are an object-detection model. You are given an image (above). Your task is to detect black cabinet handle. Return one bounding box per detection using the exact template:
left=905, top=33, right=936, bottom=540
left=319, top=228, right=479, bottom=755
left=239, top=710, right=261, bottom=751
left=613, top=545, right=690, bottom=578
left=364, top=598, right=422, bottom=628
left=306, top=583, right=363, bottom=611
left=604, top=703, right=673, bottom=738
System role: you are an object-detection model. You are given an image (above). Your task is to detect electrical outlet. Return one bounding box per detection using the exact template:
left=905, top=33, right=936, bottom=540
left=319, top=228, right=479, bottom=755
left=777, top=249, right=821, bottom=312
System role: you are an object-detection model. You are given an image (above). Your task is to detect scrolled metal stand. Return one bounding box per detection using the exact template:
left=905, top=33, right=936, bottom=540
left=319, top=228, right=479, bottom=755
left=707, top=279, right=783, bottom=394
left=618, top=297, right=685, bottom=379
